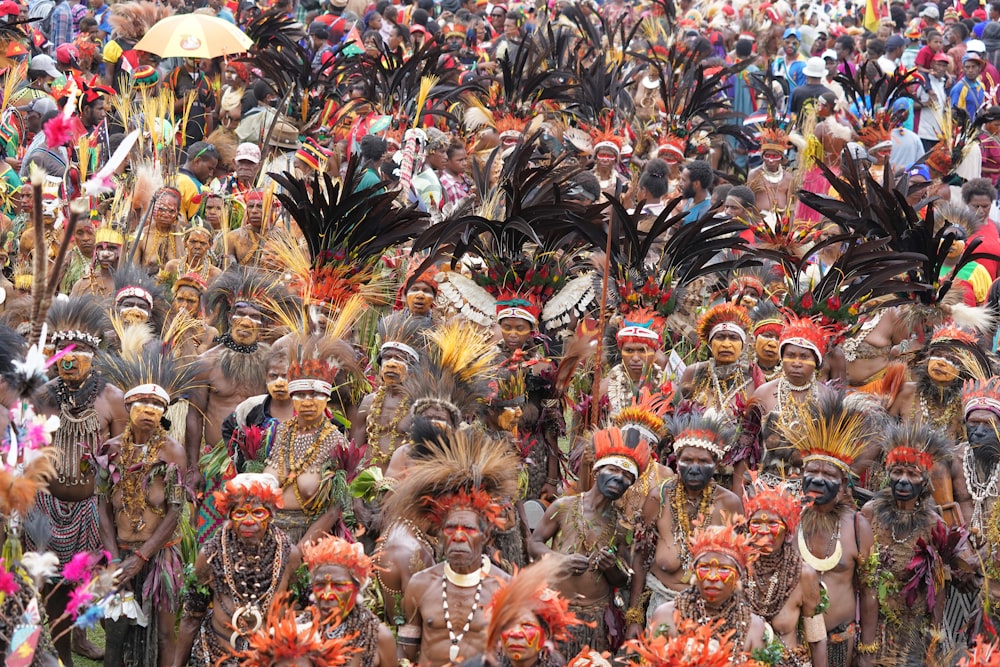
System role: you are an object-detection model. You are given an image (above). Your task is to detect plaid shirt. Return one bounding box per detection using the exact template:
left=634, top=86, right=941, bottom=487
left=440, top=170, right=470, bottom=206
left=48, top=0, right=74, bottom=48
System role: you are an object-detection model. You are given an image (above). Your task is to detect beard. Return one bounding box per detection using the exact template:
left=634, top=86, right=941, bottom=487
left=800, top=496, right=853, bottom=540
left=871, top=489, right=935, bottom=536
left=219, top=343, right=272, bottom=392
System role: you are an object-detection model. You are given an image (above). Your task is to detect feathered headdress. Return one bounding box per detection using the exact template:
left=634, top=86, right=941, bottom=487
left=486, top=556, right=583, bottom=652
left=404, top=319, right=497, bottom=425
left=99, top=345, right=200, bottom=406
left=46, top=295, right=108, bottom=349
left=610, top=387, right=673, bottom=447
left=696, top=303, right=752, bottom=345
left=113, top=262, right=168, bottom=331
left=269, top=155, right=428, bottom=308
left=204, top=267, right=291, bottom=333
left=212, top=472, right=284, bottom=516
left=286, top=333, right=360, bottom=397
left=689, top=520, right=756, bottom=575
left=301, top=534, right=373, bottom=589
left=107, top=1, right=172, bottom=41
left=961, top=637, right=1000, bottom=667
left=228, top=593, right=357, bottom=667
left=783, top=391, right=872, bottom=479
left=593, top=426, right=651, bottom=479
left=749, top=299, right=784, bottom=338
left=923, top=323, right=993, bottom=380
left=743, top=482, right=802, bottom=534
left=836, top=67, right=915, bottom=152
left=963, top=376, right=1000, bottom=420
left=625, top=617, right=741, bottom=667
left=880, top=422, right=951, bottom=474
left=668, top=409, right=734, bottom=461
left=778, top=313, right=832, bottom=365
left=382, top=428, right=520, bottom=534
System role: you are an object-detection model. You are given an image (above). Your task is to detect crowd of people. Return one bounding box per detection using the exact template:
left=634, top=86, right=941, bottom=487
left=6, top=0, right=1000, bottom=665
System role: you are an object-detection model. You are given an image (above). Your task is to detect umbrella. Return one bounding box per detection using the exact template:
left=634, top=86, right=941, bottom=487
left=135, top=14, right=254, bottom=60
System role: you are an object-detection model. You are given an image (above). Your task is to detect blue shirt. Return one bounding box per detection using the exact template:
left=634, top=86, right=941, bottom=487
left=683, top=197, right=711, bottom=224
left=951, top=77, right=986, bottom=113
left=48, top=0, right=73, bottom=48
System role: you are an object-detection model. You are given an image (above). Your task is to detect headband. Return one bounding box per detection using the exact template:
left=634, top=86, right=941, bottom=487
left=51, top=329, right=102, bottom=348
left=288, top=379, right=333, bottom=395
left=709, top=322, right=747, bottom=343
left=753, top=318, right=784, bottom=335
left=803, top=453, right=854, bottom=478
left=780, top=337, right=823, bottom=364
left=593, top=454, right=639, bottom=478
left=673, top=436, right=727, bottom=460
left=621, top=423, right=660, bottom=445
left=964, top=397, right=1000, bottom=419
left=380, top=341, right=419, bottom=365
left=616, top=325, right=661, bottom=345
left=593, top=141, right=620, bottom=155
left=116, top=286, right=154, bottom=309
left=497, top=307, right=537, bottom=325
left=124, top=383, right=170, bottom=404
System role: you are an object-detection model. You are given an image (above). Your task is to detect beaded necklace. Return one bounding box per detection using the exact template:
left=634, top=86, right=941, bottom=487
left=214, top=332, right=259, bottom=354
left=676, top=587, right=751, bottom=650
left=219, top=527, right=288, bottom=647
left=115, top=424, right=167, bottom=531
left=53, top=374, right=103, bottom=484
left=668, top=479, right=714, bottom=574
left=569, top=494, right=618, bottom=555
left=279, top=420, right=334, bottom=514
left=442, top=566, right=485, bottom=662
left=963, top=447, right=999, bottom=535
left=775, top=376, right=817, bottom=432
left=746, top=543, right=801, bottom=620
left=365, top=386, right=410, bottom=466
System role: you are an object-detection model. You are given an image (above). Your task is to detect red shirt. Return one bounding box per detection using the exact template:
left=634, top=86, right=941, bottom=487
left=970, top=216, right=1000, bottom=279
left=914, top=45, right=938, bottom=69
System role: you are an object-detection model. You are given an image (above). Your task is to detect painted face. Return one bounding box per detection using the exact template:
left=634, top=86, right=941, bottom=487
left=500, top=318, right=533, bottom=350
left=129, top=400, right=166, bottom=431
left=173, top=285, right=201, bottom=316
left=754, top=332, right=779, bottom=364
left=926, top=356, right=959, bottom=384
left=748, top=510, right=787, bottom=554
left=595, top=464, right=636, bottom=500
left=501, top=615, right=545, bottom=663
left=802, top=459, right=844, bottom=506
left=230, top=500, right=272, bottom=542
left=118, top=295, right=152, bottom=325
left=677, top=447, right=716, bottom=491
left=966, top=409, right=1000, bottom=460
left=621, top=342, right=656, bottom=379
left=153, top=194, right=180, bottom=227
left=709, top=331, right=744, bottom=363
left=781, top=344, right=818, bottom=384
left=421, top=405, right=454, bottom=432
left=311, top=565, right=359, bottom=619
left=380, top=356, right=408, bottom=386
left=888, top=464, right=925, bottom=503
left=693, top=553, right=740, bottom=604
left=761, top=149, right=783, bottom=171
left=292, top=391, right=330, bottom=425
left=783, top=37, right=799, bottom=55
left=246, top=198, right=265, bottom=230
left=55, top=342, right=94, bottom=384
left=230, top=303, right=262, bottom=346
left=442, top=508, right=486, bottom=571
left=266, top=360, right=290, bottom=401
left=185, top=232, right=211, bottom=261
left=94, top=241, right=121, bottom=269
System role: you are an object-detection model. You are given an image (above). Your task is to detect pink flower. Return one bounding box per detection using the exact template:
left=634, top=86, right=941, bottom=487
left=65, top=585, right=94, bottom=619
left=0, top=560, right=17, bottom=596
left=62, top=551, right=104, bottom=583
left=43, top=114, right=74, bottom=148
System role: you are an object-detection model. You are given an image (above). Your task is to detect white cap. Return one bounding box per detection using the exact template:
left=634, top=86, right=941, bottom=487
left=803, top=56, right=827, bottom=78
left=28, top=54, right=60, bottom=78
left=822, top=48, right=838, bottom=61
left=968, top=39, right=987, bottom=54
left=234, top=142, right=261, bottom=163
left=920, top=3, right=939, bottom=17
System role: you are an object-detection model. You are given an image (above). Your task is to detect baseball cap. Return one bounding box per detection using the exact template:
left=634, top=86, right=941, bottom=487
left=964, top=51, right=984, bottom=62
left=55, top=43, right=79, bottom=66
left=234, top=143, right=262, bottom=163
left=0, top=0, right=19, bottom=16
left=968, top=38, right=986, bottom=54
left=783, top=27, right=801, bottom=40
left=931, top=52, right=951, bottom=63
left=886, top=34, right=906, bottom=50
left=308, top=20, right=330, bottom=38
left=26, top=96, right=57, bottom=115
left=822, top=49, right=838, bottom=60
left=920, top=4, right=939, bottom=18
left=28, top=54, right=60, bottom=78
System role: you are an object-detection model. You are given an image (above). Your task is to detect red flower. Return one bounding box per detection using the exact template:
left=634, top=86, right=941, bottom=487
left=800, top=293, right=814, bottom=309
left=826, top=296, right=841, bottom=310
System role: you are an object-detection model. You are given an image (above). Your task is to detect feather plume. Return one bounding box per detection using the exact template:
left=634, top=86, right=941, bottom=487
left=98, top=345, right=201, bottom=403
left=782, top=390, right=873, bottom=476
left=486, top=556, right=582, bottom=651
left=424, top=318, right=497, bottom=385
left=131, top=161, right=164, bottom=214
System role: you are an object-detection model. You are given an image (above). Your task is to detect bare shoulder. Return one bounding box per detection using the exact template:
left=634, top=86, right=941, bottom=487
left=162, top=435, right=187, bottom=468
left=714, top=485, right=744, bottom=514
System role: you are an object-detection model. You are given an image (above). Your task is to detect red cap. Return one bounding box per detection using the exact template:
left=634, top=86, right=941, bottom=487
left=0, top=0, right=20, bottom=16
left=55, top=43, right=79, bottom=65
left=932, top=52, right=952, bottom=63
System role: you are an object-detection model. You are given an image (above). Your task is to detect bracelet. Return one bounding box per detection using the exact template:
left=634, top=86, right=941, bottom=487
left=624, top=607, right=645, bottom=626
left=135, top=551, right=150, bottom=563
left=856, top=640, right=879, bottom=655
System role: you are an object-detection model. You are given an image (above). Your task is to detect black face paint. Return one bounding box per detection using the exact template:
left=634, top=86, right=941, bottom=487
left=678, top=463, right=715, bottom=491
left=968, top=422, right=1000, bottom=461
left=595, top=467, right=633, bottom=500
left=889, top=477, right=924, bottom=502
left=802, top=475, right=841, bottom=506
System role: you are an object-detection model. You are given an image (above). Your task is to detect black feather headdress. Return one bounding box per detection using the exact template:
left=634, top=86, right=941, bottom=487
left=46, top=295, right=110, bottom=350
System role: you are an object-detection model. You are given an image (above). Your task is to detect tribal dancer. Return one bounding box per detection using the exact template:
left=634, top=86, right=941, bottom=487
left=485, top=556, right=583, bottom=667
left=387, top=428, right=519, bottom=666
left=98, top=348, right=198, bottom=667
left=628, top=410, right=742, bottom=636
left=530, top=427, right=650, bottom=655
left=300, top=535, right=396, bottom=667
left=174, top=474, right=299, bottom=667
left=749, top=299, right=784, bottom=382
left=29, top=296, right=128, bottom=665
left=744, top=483, right=826, bottom=666
left=601, top=319, right=670, bottom=417
left=647, top=522, right=768, bottom=654
left=786, top=393, right=878, bottom=667
left=860, top=423, right=975, bottom=664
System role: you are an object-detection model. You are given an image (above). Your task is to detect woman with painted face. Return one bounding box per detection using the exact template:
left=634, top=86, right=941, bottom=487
left=860, top=423, right=976, bottom=665
left=647, top=522, right=767, bottom=654
left=485, top=556, right=583, bottom=667
left=627, top=410, right=743, bottom=639
left=300, top=534, right=396, bottom=667
left=785, top=393, right=878, bottom=667
left=680, top=303, right=761, bottom=416
left=743, top=483, right=827, bottom=667
left=173, top=474, right=300, bottom=667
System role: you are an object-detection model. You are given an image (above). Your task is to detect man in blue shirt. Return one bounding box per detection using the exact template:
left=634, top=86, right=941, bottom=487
left=771, top=28, right=807, bottom=90
left=951, top=52, right=986, bottom=114
left=48, top=0, right=73, bottom=50
left=681, top=159, right=714, bottom=223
